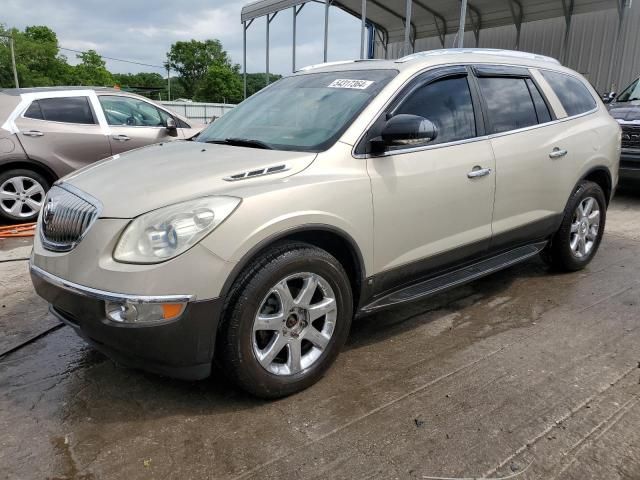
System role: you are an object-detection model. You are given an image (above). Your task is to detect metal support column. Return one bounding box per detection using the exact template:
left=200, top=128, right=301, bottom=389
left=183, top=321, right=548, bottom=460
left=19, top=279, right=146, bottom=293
left=457, top=0, right=468, bottom=48
left=243, top=19, right=253, bottom=99
left=166, top=66, right=171, bottom=101
left=292, top=5, right=305, bottom=72
left=323, top=0, right=330, bottom=62
left=266, top=16, right=270, bottom=86
left=292, top=7, right=297, bottom=72
left=507, top=0, right=523, bottom=50
left=360, top=0, right=367, bottom=59
left=468, top=4, right=482, bottom=47
left=266, top=12, right=278, bottom=86
left=561, top=0, right=575, bottom=64
left=404, top=0, right=412, bottom=56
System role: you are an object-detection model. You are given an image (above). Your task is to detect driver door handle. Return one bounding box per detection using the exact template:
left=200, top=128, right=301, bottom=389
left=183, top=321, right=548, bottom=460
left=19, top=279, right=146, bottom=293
left=467, top=166, right=492, bottom=179
left=112, top=134, right=130, bottom=142
left=549, top=147, right=568, bottom=159
left=22, top=130, right=44, bottom=137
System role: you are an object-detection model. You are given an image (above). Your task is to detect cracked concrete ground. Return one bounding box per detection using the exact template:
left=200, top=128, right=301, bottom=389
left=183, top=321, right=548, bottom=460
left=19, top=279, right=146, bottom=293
left=1, top=188, right=639, bottom=480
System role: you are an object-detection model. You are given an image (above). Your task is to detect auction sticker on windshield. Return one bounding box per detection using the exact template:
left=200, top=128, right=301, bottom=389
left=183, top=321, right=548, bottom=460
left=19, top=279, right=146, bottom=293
left=328, top=79, right=374, bottom=89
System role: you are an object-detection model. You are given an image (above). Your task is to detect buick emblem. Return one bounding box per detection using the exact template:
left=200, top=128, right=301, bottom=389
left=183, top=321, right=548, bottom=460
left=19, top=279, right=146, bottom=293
left=42, top=198, right=56, bottom=225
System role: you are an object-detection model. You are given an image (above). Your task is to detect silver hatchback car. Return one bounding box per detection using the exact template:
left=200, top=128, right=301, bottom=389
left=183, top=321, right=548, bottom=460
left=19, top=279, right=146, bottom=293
left=31, top=50, right=620, bottom=398
left=0, top=87, right=202, bottom=221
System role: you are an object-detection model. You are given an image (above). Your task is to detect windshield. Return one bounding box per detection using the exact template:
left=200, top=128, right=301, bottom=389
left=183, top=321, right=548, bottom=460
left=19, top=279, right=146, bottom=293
left=616, top=78, right=640, bottom=102
left=196, top=69, right=397, bottom=152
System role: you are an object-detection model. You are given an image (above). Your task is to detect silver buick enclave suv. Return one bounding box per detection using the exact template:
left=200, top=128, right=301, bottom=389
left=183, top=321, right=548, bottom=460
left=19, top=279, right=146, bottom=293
left=30, top=50, right=621, bottom=398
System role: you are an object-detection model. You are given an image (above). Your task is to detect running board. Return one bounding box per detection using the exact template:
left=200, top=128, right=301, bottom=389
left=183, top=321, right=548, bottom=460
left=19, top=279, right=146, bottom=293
left=361, top=242, right=547, bottom=313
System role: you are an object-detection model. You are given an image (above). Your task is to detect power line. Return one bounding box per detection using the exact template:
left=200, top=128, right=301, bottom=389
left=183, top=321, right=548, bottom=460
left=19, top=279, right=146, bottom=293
left=58, top=46, right=166, bottom=70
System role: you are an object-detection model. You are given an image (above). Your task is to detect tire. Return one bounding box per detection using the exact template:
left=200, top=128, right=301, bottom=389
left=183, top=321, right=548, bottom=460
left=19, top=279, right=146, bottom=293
left=217, top=242, right=353, bottom=398
left=0, top=169, right=50, bottom=222
left=542, top=180, right=606, bottom=272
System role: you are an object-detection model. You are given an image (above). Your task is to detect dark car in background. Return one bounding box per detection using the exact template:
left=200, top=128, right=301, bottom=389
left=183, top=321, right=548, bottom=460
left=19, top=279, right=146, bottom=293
left=0, top=87, right=203, bottom=222
left=605, top=76, right=640, bottom=182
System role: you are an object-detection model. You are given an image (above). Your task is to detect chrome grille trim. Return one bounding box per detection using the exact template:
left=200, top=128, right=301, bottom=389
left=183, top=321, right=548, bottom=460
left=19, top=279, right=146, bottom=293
left=621, top=125, right=640, bottom=150
left=39, top=183, right=102, bottom=252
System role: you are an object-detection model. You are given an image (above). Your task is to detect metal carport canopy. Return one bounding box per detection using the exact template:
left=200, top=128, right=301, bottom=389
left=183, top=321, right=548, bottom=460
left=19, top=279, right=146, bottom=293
left=241, top=0, right=617, bottom=44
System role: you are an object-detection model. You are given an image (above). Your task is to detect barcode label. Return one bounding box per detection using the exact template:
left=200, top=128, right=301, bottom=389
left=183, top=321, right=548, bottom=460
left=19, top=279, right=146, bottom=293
left=328, top=79, right=374, bottom=89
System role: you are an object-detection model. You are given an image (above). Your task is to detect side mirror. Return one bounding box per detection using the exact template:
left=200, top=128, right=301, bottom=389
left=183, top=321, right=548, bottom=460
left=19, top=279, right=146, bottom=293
left=165, top=117, right=178, bottom=136
left=376, top=114, right=438, bottom=150
left=603, top=92, right=616, bottom=104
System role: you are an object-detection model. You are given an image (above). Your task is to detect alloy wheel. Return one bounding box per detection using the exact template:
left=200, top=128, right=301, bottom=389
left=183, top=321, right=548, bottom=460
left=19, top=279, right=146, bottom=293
left=252, top=272, right=337, bottom=376
left=570, top=196, right=600, bottom=259
left=0, top=175, right=46, bottom=219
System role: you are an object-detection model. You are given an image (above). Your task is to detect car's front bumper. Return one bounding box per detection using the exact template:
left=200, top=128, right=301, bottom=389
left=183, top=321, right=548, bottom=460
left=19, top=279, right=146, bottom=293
left=620, top=149, right=640, bottom=181
left=30, top=263, right=222, bottom=380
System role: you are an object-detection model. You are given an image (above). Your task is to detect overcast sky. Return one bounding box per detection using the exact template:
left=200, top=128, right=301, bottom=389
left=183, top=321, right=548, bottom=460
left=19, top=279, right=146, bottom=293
left=3, top=0, right=365, bottom=76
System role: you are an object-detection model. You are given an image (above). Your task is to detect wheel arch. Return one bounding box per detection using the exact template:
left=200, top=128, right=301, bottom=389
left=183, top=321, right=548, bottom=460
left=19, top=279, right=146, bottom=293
left=580, top=166, right=613, bottom=205
left=219, top=224, right=366, bottom=312
left=0, top=159, right=59, bottom=186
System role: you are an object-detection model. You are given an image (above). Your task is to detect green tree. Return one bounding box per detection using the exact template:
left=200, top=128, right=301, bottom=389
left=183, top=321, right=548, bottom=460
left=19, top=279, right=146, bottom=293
left=0, top=25, right=72, bottom=87
left=244, top=73, right=282, bottom=97
left=71, top=49, right=113, bottom=86
left=196, top=63, right=243, bottom=103
left=166, top=39, right=236, bottom=98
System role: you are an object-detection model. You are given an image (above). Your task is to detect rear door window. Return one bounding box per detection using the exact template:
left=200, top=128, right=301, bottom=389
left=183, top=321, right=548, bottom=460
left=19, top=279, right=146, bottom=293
left=25, top=97, right=96, bottom=124
left=541, top=70, right=597, bottom=116
left=477, top=77, right=538, bottom=134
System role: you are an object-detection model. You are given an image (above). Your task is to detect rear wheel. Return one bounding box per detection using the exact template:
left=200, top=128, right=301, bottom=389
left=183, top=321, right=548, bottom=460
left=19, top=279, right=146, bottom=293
left=0, top=169, right=49, bottom=222
left=218, top=242, right=353, bottom=398
left=542, top=180, right=606, bottom=271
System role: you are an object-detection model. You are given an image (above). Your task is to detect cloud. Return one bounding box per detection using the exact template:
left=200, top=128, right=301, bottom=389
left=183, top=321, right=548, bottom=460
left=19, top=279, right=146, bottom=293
left=2, top=0, right=364, bottom=75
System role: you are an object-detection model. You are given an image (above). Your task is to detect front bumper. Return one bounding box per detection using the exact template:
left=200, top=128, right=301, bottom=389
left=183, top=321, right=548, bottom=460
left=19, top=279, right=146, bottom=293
left=31, top=264, right=222, bottom=380
left=620, top=149, right=640, bottom=181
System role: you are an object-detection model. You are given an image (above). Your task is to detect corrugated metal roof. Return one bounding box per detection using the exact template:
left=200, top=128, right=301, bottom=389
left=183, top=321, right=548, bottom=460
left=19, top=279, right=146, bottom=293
left=242, top=0, right=616, bottom=43
left=377, top=1, right=639, bottom=93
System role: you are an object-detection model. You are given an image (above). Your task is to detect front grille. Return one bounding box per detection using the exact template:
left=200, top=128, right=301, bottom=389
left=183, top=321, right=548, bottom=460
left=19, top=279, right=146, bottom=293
left=621, top=125, right=640, bottom=150
left=40, top=185, right=101, bottom=252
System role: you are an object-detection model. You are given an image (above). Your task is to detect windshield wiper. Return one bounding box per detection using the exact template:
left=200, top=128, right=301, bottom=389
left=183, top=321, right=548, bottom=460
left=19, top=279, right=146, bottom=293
left=205, top=138, right=273, bottom=149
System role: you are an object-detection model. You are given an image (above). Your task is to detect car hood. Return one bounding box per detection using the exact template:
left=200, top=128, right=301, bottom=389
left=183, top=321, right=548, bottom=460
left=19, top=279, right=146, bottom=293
left=608, top=101, right=640, bottom=122
left=62, top=140, right=317, bottom=218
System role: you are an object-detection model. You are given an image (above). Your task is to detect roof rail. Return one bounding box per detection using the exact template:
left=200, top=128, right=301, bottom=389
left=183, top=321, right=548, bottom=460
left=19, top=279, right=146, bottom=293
left=296, top=60, right=358, bottom=72
left=396, top=48, right=561, bottom=65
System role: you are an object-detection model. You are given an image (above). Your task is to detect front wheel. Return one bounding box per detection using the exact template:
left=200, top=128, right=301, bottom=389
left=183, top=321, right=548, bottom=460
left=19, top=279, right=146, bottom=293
left=218, top=242, right=353, bottom=398
left=542, top=180, right=606, bottom=271
left=0, top=169, right=49, bottom=222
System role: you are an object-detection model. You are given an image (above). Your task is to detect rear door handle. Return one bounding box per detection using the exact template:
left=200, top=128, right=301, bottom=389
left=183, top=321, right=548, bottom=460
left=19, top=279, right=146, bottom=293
left=549, top=147, right=568, bottom=159
left=22, top=130, right=44, bottom=137
left=467, top=166, right=492, bottom=179
left=112, top=134, right=130, bottom=142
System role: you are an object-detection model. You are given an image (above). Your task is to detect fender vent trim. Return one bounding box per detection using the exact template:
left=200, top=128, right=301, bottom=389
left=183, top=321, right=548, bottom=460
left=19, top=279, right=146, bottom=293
left=223, top=164, right=289, bottom=182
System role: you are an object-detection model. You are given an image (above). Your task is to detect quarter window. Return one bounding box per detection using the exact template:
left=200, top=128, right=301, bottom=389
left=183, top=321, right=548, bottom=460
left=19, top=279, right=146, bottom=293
left=395, top=76, right=476, bottom=145
left=99, top=95, right=166, bottom=127
left=478, top=77, right=538, bottom=134
left=541, top=70, right=597, bottom=116
left=24, top=101, right=44, bottom=120
left=24, top=97, right=95, bottom=124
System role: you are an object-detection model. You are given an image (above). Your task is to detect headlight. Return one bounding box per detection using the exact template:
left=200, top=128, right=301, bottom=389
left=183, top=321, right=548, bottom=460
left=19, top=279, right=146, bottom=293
left=113, top=196, right=240, bottom=264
